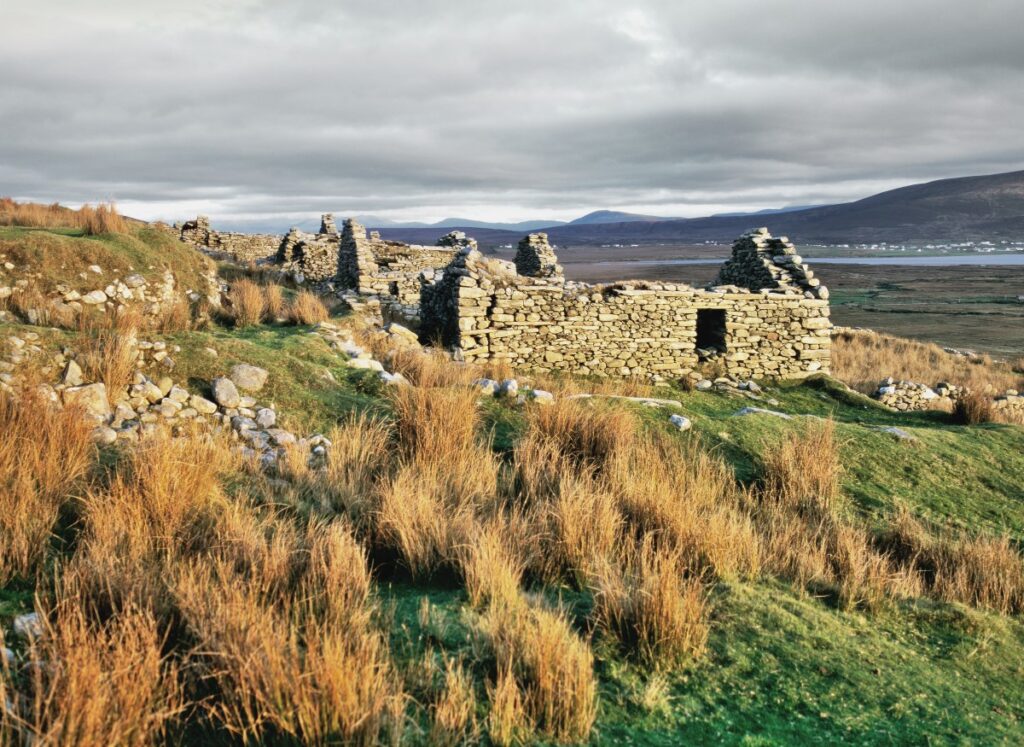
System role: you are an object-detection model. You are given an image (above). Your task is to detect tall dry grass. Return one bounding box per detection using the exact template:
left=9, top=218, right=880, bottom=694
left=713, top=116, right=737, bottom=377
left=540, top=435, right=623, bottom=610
left=759, top=419, right=843, bottom=516
left=77, top=309, right=142, bottom=404
left=477, top=601, right=597, bottom=743
left=952, top=390, right=994, bottom=425
left=0, top=197, right=129, bottom=235
left=0, top=601, right=183, bottom=746
left=227, top=278, right=266, bottom=327
left=289, top=291, right=330, bottom=325
left=0, top=389, right=96, bottom=584
left=591, top=536, right=709, bottom=667
left=832, top=328, right=1024, bottom=394
left=264, top=283, right=285, bottom=319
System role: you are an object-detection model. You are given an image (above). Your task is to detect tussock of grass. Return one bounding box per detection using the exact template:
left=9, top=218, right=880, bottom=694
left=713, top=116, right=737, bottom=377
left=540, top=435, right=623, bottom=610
left=952, top=390, right=994, bottom=425
left=288, top=290, right=329, bottom=325
left=0, top=389, right=95, bottom=584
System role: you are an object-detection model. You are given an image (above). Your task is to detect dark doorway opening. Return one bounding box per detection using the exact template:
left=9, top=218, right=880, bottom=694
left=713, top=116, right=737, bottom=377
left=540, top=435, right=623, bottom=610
left=696, top=308, right=727, bottom=358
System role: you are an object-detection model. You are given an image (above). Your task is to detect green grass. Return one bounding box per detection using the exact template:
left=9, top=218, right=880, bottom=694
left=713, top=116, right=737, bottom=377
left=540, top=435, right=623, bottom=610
left=2, top=229, right=1023, bottom=742
left=0, top=225, right=212, bottom=295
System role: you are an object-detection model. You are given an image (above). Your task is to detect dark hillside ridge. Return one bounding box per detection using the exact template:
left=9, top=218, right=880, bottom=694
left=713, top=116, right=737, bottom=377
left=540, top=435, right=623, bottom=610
left=375, top=170, right=1024, bottom=247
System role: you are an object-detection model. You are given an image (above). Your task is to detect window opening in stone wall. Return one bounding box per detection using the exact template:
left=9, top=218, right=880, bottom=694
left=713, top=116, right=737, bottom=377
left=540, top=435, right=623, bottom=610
left=695, top=308, right=727, bottom=361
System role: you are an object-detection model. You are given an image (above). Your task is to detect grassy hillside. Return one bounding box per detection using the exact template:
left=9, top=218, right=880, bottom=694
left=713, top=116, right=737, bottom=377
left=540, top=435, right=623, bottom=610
left=0, top=227, right=1022, bottom=744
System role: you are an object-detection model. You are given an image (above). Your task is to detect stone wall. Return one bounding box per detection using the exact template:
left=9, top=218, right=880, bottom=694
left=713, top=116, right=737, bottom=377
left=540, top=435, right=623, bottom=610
left=276, top=214, right=340, bottom=282
left=716, top=228, right=829, bottom=300
left=514, top=233, right=563, bottom=278
left=178, top=216, right=279, bottom=263
left=423, top=230, right=832, bottom=381
left=337, top=219, right=462, bottom=325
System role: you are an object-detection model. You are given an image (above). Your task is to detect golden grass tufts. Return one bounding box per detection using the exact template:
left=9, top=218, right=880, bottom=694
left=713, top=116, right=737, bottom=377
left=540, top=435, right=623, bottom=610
left=478, top=601, right=597, bottom=743
left=430, top=657, right=479, bottom=746
left=77, top=309, right=142, bottom=404
left=0, top=601, right=183, bottom=745
left=227, top=278, right=266, bottom=327
left=264, top=283, right=285, bottom=320
left=375, top=463, right=477, bottom=578
left=0, top=197, right=130, bottom=234
left=288, top=290, right=329, bottom=325
left=590, top=536, right=710, bottom=667
left=459, top=520, right=524, bottom=610
left=951, top=390, right=994, bottom=425
left=831, top=328, right=1024, bottom=394
left=545, top=474, right=624, bottom=586
left=67, top=429, right=238, bottom=618
left=175, top=558, right=399, bottom=745
left=79, top=202, right=130, bottom=235
left=525, top=398, right=637, bottom=472
left=486, top=663, right=530, bottom=746
left=0, top=389, right=96, bottom=584
left=759, top=419, right=842, bottom=516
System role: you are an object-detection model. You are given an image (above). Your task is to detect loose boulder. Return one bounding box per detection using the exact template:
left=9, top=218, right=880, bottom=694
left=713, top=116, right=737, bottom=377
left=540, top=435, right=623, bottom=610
left=211, top=377, right=241, bottom=409
left=229, top=364, right=269, bottom=392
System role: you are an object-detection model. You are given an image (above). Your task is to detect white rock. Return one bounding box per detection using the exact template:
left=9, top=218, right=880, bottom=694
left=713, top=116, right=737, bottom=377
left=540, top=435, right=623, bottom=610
left=211, top=377, right=241, bottom=409
left=64, top=383, right=111, bottom=420
left=255, top=407, right=276, bottom=428
left=13, top=612, right=42, bottom=640
left=88, top=264, right=103, bottom=274
left=81, top=290, right=108, bottom=305
left=528, top=389, right=555, bottom=404
left=733, top=407, right=792, bottom=420
left=347, top=358, right=384, bottom=371
left=669, top=414, right=692, bottom=431
left=475, top=378, right=499, bottom=395
left=499, top=379, right=519, bottom=397
left=229, top=364, right=269, bottom=392
left=61, top=359, right=83, bottom=387
left=92, top=425, right=118, bottom=445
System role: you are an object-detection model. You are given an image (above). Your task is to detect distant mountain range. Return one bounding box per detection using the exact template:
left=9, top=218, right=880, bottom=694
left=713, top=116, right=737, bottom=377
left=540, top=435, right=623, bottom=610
left=373, top=170, right=1024, bottom=247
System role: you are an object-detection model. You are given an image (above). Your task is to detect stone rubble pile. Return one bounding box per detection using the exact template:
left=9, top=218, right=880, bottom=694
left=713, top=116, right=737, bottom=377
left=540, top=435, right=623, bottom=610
left=0, top=256, right=219, bottom=326
left=873, top=378, right=955, bottom=411
left=436, top=231, right=478, bottom=251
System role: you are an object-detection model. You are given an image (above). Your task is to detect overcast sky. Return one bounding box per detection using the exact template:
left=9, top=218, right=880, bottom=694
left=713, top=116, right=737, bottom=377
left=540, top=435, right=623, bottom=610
left=3, top=0, right=1023, bottom=229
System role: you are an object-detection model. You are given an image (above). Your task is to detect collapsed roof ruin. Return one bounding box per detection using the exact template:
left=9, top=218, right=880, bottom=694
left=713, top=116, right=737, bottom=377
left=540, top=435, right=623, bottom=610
left=177, top=215, right=831, bottom=380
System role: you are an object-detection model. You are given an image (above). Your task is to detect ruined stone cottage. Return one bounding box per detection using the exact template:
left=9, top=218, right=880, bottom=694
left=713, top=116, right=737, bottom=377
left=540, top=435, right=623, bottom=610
left=420, top=228, right=831, bottom=380
left=177, top=214, right=831, bottom=380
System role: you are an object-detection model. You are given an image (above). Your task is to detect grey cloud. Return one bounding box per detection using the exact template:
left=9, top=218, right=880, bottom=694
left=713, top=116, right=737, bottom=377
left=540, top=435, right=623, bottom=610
left=2, top=0, right=1022, bottom=227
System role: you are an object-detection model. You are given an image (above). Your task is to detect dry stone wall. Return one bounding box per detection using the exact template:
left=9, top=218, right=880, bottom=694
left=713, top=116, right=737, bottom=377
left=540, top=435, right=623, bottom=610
left=178, top=216, right=279, bottom=263
left=276, top=214, right=340, bottom=282
left=337, top=219, right=462, bottom=324
left=422, top=229, right=832, bottom=381
left=514, top=233, right=563, bottom=278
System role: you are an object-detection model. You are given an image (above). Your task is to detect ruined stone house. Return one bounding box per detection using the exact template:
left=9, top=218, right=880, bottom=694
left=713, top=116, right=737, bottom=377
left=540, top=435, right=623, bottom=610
left=177, top=214, right=831, bottom=380
left=419, top=228, right=831, bottom=380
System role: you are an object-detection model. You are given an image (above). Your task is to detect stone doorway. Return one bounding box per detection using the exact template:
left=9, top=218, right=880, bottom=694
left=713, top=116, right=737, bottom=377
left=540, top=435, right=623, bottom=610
left=695, top=308, right=727, bottom=360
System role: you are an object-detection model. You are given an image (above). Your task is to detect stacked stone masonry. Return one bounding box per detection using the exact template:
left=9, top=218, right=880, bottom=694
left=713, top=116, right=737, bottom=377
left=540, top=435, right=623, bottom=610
left=421, top=228, right=832, bottom=380
left=514, top=233, right=563, bottom=278
left=178, top=216, right=279, bottom=263
left=276, top=214, right=340, bottom=282
left=338, top=219, right=462, bottom=323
